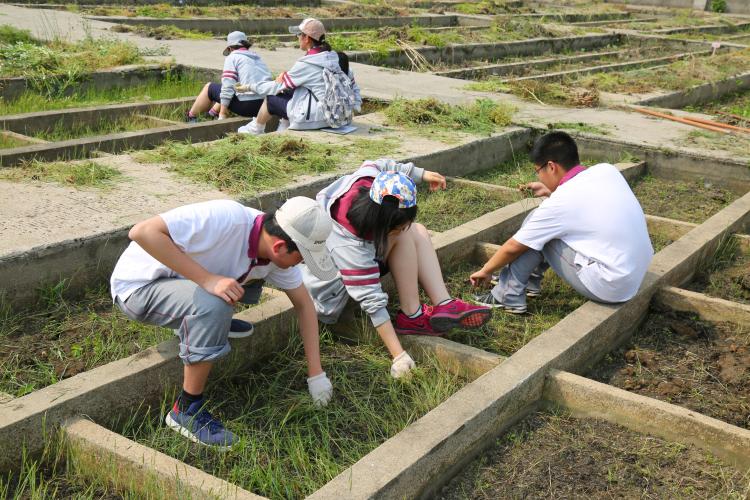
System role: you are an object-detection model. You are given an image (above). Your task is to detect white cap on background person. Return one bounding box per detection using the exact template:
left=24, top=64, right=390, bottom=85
left=275, top=197, right=337, bottom=281
left=288, top=18, right=326, bottom=41
left=223, top=31, right=249, bottom=56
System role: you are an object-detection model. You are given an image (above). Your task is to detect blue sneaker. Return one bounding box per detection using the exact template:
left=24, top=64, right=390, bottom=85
left=165, top=399, right=238, bottom=450
left=228, top=318, right=254, bottom=338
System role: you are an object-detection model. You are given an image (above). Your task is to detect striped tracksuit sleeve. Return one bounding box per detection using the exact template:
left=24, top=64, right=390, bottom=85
left=220, top=55, right=239, bottom=107
left=331, top=242, right=391, bottom=327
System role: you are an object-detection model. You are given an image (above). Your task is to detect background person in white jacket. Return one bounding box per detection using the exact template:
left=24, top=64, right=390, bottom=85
left=186, top=31, right=271, bottom=122
left=238, top=18, right=362, bottom=134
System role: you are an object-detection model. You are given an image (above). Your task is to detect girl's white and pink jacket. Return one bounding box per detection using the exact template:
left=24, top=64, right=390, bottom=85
left=301, top=159, right=425, bottom=327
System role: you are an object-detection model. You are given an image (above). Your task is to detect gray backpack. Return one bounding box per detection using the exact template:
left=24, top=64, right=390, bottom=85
left=320, top=67, right=356, bottom=128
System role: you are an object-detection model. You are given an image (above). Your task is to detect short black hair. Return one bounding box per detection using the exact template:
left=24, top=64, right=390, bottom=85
left=262, top=209, right=299, bottom=254
left=530, top=131, right=580, bottom=171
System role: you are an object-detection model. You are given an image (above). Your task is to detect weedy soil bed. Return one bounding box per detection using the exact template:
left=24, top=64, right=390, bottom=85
left=0, top=133, right=29, bottom=149
left=114, top=335, right=467, bottom=499
left=632, top=175, right=736, bottom=224
left=416, top=182, right=517, bottom=232
left=686, top=236, right=750, bottom=304
left=26, top=114, right=167, bottom=142
left=426, top=261, right=585, bottom=355
left=438, top=410, right=750, bottom=499
left=0, top=285, right=173, bottom=397
left=591, top=309, right=750, bottom=429
left=0, top=71, right=204, bottom=116
left=686, top=88, right=750, bottom=123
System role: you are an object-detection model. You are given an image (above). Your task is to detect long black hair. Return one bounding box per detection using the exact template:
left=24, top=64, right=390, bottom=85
left=311, top=34, right=332, bottom=52
left=346, top=186, right=418, bottom=259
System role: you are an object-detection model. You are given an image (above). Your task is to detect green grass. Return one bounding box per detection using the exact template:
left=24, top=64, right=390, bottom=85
left=0, top=69, right=203, bottom=115
left=437, top=261, right=586, bottom=355
left=632, top=175, right=737, bottom=224
left=689, top=235, right=750, bottom=304
left=546, top=121, right=610, bottom=135
left=0, top=27, right=142, bottom=81
left=417, top=183, right=518, bottom=232
left=0, top=430, right=139, bottom=499
left=138, top=134, right=400, bottom=197
left=0, top=133, right=29, bottom=149
left=687, top=89, right=750, bottom=120
left=0, top=283, right=173, bottom=397
left=0, top=160, right=121, bottom=188
left=116, top=333, right=467, bottom=499
left=468, top=78, right=601, bottom=108
left=29, top=114, right=160, bottom=142
left=383, top=98, right=514, bottom=140
left=679, top=129, right=750, bottom=159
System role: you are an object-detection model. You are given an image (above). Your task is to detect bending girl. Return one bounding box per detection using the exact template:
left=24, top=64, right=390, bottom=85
left=303, top=159, right=492, bottom=378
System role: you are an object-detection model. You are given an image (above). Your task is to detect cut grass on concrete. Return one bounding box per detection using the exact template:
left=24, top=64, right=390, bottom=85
left=0, top=133, right=29, bottom=149
left=416, top=182, right=517, bottom=232
left=591, top=309, right=750, bottom=430
left=0, top=25, right=142, bottom=81
left=383, top=98, right=514, bottom=141
left=115, top=332, right=467, bottom=499
left=0, top=70, right=204, bottom=115
left=434, top=261, right=586, bottom=355
left=139, top=134, right=400, bottom=197
left=438, top=409, right=750, bottom=498
left=467, top=78, right=600, bottom=107
left=687, top=235, right=750, bottom=304
left=0, top=284, right=172, bottom=397
left=632, top=174, right=737, bottom=224
left=0, top=160, right=121, bottom=189
left=110, top=23, right=213, bottom=40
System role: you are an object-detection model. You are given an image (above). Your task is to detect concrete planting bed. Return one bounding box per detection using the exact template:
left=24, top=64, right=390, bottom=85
left=3, top=129, right=750, bottom=497
left=85, top=14, right=459, bottom=36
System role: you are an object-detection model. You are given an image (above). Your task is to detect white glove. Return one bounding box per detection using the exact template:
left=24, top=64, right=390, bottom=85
left=390, top=351, right=416, bottom=379
left=307, top=372, right=333, bottom=407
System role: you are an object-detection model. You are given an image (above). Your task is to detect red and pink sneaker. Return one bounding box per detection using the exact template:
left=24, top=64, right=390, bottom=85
left=429, top=299, right=492, bottom=333
left=394, top=304, right=442, bottom=336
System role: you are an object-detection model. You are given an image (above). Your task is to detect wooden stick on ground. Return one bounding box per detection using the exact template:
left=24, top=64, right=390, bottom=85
left=633, top=107, right=733, bottom=134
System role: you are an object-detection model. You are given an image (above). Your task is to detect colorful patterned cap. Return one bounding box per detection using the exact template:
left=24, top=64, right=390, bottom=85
left=369, top=171, right=417, bottom=208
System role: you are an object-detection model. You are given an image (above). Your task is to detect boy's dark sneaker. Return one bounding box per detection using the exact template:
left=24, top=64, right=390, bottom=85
left=429, top=299, right=492, bottom=332
left=165, top=399, right=238, bottom=450
left=394, top=305, right=441, bottom=336
left=472, top=292, right=527, bottom=314
left=228, top=318, right=254, bottom=339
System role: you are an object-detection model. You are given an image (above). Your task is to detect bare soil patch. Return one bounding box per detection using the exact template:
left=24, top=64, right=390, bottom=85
left=632, top=175, right=736, bottom=224
left=687, top=236, right=750, bottom=304
left=439, top=410, right=749, bottom=499
left=591, top=310, right=750, bottom=429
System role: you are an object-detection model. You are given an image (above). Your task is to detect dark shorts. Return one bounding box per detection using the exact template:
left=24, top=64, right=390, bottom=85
left=266, top=93, right=292, bottom=119
left=207, top=82, right=263, bottom=117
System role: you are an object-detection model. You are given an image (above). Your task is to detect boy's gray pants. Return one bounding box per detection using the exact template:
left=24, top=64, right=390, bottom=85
left=491, top=211, right=610, bottom=307
left=116, top=278, right=264, bottom=365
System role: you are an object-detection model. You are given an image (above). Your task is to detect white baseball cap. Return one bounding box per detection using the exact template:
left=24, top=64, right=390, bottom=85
left=288, top=18, right=326, bottom=42
left=223, top=31, right=248, bottom=56
left=275, top=197, right=337, bottom=281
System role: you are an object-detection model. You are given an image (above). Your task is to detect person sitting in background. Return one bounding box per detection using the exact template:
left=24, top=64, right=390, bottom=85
left=237, top=18, right=361, bottom=134
left=470, top=131, right=653, bottom=313
left=186, top=31, right=271, bottom=122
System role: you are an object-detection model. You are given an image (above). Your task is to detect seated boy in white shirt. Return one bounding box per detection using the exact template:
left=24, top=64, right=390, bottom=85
left=470, top=131, right=654, bottom=312
left=110, top=197, right=337, bottom=449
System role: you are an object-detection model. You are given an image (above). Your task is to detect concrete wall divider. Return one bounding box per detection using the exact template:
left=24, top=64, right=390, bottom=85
left=85, top=15, right=458, bottom=35
left=637, top=71, right=750, bottom=109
